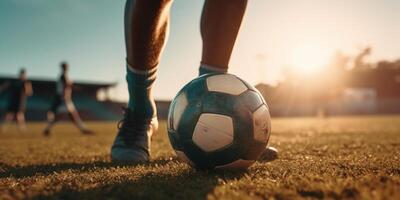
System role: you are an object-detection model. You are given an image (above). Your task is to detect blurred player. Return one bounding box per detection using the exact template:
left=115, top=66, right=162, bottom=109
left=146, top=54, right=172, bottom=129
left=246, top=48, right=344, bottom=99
left=0, top=69, right=32, bottom=132
left=111, top=0, right=278, bottom=162
left=43, top=62, right=93, bottom=136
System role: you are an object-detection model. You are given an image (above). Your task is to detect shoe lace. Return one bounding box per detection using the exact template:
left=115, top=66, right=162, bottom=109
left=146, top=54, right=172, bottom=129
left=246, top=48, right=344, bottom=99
left=117, top=107, right=150, bottom=144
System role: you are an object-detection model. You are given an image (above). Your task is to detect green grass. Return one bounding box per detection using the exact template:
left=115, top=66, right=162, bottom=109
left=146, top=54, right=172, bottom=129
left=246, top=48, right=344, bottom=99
left=1, top=116, right=400, bottom=200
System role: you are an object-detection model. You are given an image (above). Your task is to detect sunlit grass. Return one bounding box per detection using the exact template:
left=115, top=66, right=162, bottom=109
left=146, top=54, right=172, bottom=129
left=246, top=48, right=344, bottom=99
left=1, top=116, right=400, bottom=199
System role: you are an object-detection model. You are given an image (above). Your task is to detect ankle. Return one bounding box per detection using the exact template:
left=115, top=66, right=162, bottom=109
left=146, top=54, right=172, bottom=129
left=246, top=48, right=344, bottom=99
left=199, top=63, right=228, bottom=76
left=127, top=99, right=157, bottom=119
left=126, top=63, right=158, bottom=120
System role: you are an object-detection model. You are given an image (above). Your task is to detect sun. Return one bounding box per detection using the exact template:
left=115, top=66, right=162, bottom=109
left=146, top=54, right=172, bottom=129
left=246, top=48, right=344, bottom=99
left=289, top=44, right=330, bottom=75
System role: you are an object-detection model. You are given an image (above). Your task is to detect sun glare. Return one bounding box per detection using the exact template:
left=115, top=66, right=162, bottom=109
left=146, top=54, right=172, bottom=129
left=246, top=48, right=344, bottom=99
left=289, top=44, right=330, bottom=75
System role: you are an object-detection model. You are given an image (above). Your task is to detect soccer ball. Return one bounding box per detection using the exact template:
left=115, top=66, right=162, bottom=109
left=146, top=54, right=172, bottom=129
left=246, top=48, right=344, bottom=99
left=167, top=73, right=271, bottom=170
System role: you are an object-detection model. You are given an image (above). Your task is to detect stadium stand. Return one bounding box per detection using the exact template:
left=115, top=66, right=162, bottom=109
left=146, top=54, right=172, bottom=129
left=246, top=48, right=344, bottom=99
left=0, top=76, right=172, bottom=121
left=0, top=76, right=122, bottom=121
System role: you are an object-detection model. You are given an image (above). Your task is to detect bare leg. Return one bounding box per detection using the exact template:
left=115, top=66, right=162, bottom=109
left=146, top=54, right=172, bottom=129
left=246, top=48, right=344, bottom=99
left=125, top=0, right=173, bottom=71
left=1, top=113, right=15, bottom=133
left=201, top=0, right=248, bottom=70
left=111, top=0, right=172, bottom=162
left=16, top=112, right=27, bottom=132
left=124, top=0, right=173, bottom=118
left=43, top=111, right=56, bottom=136
left=66, top=101, right=93, bottom=134
left=68, top=110, right=91, bottom=134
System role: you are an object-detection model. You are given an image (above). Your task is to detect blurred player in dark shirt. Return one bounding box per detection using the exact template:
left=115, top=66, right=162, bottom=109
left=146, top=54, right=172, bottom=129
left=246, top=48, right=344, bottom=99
left=43, top=62, right=93, bottom=136
left=0, top=69, right=33, bottom=132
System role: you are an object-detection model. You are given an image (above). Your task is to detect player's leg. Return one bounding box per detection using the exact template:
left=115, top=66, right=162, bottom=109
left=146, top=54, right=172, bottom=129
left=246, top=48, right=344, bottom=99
left=1, top=112, right=15, bottom=133
left=199, top=0, right=278, bottom=161
left=2, top=98, right=19, bottom=132
left=68, top=111, right=93, bottom=134
left=65, top=101, right=93, bottom=134
left=16, top=111, right=27, bottom=132
left=111, top=0, right=172, bottom=162
left=199, top=0, right=248, bottom=75
left=16, top=98, right=28, bottom=132
left=43, top=96, right=61, bottom=136
left=125, top=0, right=172, bottom=118
left=43, top=111, right=56, bottom=136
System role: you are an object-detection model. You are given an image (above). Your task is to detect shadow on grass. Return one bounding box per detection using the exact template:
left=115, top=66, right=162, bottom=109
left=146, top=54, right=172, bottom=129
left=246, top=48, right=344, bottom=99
left=21, top=160, right=246, bottom=200
left=33, top=170, right=245, bottom=200
left=0, top=159, right=171, bottom=179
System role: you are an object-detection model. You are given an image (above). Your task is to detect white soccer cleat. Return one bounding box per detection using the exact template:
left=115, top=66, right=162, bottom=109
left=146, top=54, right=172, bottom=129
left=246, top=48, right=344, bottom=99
left=111, top=108, right=158, bottom=163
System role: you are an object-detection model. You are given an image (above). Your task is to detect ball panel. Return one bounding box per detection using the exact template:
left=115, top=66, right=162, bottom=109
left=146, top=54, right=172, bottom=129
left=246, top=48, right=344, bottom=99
left=201, top=92, right=255, bottom=150
left=184, top=75, right=209, bottom=102
left=252, top=105, right=271, bottom=143
left=257, top=92, right=267, bottom=104
left=175, top=150, right=195, bottom=167
left=167, top=129, right=182, bottom=150
left=172, top=92, right=188, bottom=131
left=215, top=159, right=255, bottom=170
left=239, top=90, right=264, bottom=112
left=183, top=140, right=215, bottom=169
left=208, top=143, right=243, bottom=166
left=230, top=102, right=255, bottom=151
left=176, top=102, right=202, bottom=141
left=192, top=113, right=234, bottom=152
left=206, top=74, right=248, bottom=95
left=202, top=92, right=237, bottom=116
left=236, top=76, right=267, bottom=104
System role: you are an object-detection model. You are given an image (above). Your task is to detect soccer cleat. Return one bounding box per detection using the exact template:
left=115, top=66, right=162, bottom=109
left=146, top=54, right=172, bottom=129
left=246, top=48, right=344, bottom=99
left=258, top=146, right=279, bottom=162
left=111, top=108, right=158, bottom=163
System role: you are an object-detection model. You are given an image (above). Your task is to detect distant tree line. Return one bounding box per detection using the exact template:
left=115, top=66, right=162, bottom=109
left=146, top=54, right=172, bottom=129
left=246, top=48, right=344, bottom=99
left=343, top=47, right=400, bottom=98
left=257, top=47, right=400, bottom=116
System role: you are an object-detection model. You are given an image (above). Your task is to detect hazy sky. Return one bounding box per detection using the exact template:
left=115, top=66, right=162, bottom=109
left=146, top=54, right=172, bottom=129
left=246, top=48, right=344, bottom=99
left=1, top=0, right=399, bottom=100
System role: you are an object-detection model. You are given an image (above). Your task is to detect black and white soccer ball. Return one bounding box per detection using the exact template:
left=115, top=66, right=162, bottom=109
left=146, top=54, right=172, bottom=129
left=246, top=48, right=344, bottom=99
left=167, top=73, right=271, bottom=170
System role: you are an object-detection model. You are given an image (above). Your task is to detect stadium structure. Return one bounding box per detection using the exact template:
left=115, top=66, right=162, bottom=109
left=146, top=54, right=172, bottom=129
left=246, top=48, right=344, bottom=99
left=4, top=74, right=398, bottom=120
left=0, top=76, right=172, bottom=121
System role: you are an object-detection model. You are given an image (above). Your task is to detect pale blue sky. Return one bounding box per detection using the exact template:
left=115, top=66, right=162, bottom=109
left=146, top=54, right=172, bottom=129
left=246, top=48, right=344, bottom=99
left=1, top=0, right=399, bottom=100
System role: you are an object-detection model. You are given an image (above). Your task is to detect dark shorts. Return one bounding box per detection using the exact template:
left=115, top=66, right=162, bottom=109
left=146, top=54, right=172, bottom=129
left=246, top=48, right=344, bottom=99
left=50, top=95, right=76, bottom=114
left=6, top=95, right=26, bottom=113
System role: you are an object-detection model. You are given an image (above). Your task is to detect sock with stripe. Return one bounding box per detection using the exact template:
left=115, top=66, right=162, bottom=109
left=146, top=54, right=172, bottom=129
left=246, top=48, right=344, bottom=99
left=126, top=63, right=157, bottom=120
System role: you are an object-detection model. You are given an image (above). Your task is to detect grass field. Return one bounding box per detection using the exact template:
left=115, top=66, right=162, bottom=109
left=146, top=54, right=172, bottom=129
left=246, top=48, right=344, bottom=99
left=1, top=116, right=400, bottom=200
